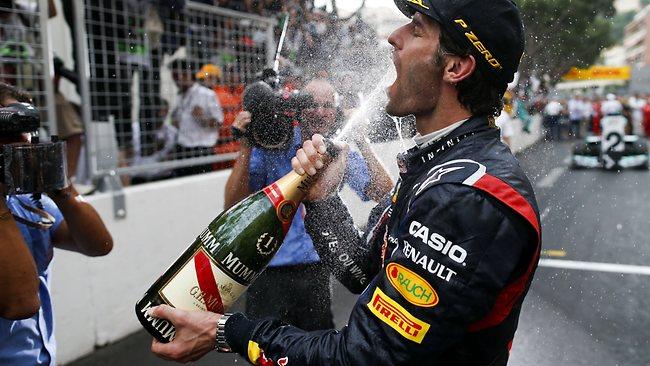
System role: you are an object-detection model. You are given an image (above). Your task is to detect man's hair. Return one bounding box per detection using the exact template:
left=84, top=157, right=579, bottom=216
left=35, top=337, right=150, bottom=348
left=436, top=28, right=503, bottom=118
left=0, top=82, right=32, bottom=104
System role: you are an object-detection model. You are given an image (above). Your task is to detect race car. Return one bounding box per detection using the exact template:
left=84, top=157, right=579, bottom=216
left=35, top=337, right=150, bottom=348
left=571, top=115, right=649, bottom=170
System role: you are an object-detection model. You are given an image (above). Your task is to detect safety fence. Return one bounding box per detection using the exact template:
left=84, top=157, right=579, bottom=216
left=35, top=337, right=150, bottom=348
left=0, top=0, right=56, bottom=133
left=1, top=1, right=276, bottom=186
left=72, top=1, right=276, bottom=182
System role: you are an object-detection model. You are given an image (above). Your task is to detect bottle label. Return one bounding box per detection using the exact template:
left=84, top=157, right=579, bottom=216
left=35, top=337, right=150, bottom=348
left=158, top=247, right=247, bottom=313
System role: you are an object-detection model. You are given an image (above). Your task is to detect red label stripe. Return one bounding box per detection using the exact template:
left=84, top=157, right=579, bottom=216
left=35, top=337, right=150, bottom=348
left=263, top=183, right=291, bottom=234
left=194, top=250, right=224, bottom=313
left=467, top=173, right=541, bottom=332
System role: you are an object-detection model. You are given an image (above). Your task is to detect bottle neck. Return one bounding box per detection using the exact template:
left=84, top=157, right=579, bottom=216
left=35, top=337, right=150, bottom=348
left=273, top=170, right=315, bottom=204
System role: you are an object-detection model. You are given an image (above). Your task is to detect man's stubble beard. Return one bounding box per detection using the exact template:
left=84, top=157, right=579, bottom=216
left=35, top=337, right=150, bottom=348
left=386, top=49, right=444, bottom=118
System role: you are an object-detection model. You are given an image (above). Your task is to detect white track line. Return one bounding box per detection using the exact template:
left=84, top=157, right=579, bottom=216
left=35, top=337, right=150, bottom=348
left=539, top=259, right=650, bottom=276
left=537, top=167, right=567, bottom=189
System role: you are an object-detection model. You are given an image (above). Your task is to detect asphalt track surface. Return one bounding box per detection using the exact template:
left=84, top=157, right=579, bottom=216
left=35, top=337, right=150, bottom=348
left=68, top=140, right=650, bottom=366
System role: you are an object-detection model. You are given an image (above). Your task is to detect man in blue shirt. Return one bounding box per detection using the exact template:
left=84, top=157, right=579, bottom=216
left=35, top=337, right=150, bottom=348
left=0, top=82, right=113, bottom=365
left=224, top=78, right=392, bottom=330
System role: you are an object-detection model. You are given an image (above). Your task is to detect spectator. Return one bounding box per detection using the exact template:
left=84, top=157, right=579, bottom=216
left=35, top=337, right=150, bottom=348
left=53, top=57, right=84, bottom=181
left=601, top=93, right=623, bottom=116
left=591, top=96, right=603, bottom=135
left=131, top=99, right=178, bottom=184
left=282, top=7, right=306, bottom=64
left=0, top=82, right=113, bottom=366
left=194, top=63, right=245, bottom=169
left=544, top=98, right=564, bottom=141
left=223, top=77, right=393, bottom=331
left=215, top=0, right=252, bottom=12
left=169, top=59, right=224, bottom=177
left=567, top=93, right=584, bottom=139
left=0, top=0, right=55, bottom=85
left=495, top=109, right=515, bottom=147
left=628, top=93, right=646, bottom=136
left=643, top=99, right=650, bottom=137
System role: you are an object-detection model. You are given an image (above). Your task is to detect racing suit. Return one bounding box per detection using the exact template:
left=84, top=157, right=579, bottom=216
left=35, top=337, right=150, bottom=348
left=225, top=116, right=541, bottom=365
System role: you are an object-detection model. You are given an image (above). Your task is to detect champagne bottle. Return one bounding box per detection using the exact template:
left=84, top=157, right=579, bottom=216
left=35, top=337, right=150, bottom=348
left=135, top=170, right=315, bottom=343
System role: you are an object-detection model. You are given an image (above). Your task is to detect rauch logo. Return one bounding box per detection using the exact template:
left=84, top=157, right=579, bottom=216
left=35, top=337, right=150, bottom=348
left=386, top=263, right=439, bottom=307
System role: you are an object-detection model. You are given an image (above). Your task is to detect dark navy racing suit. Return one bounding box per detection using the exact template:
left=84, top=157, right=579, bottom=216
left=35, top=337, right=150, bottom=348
left=225, top=116, right=541, bottom=366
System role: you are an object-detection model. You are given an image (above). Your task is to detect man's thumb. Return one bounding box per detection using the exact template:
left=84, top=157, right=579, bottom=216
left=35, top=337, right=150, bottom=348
left=147, top=305, right=176, bottom=322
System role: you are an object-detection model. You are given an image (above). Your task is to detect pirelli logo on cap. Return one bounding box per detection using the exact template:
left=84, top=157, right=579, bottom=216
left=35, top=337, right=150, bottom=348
left=406, top=0, right=429, bottom=10
left=454, top=19, right=503, bottom=70
left=367, top=287, right=431, bottom=343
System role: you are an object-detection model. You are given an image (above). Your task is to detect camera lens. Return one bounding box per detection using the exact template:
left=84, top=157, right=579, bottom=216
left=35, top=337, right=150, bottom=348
left=242, top=81, right=294, bottom=149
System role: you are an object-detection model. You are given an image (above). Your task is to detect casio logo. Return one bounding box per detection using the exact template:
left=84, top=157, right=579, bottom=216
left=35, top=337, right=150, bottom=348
left=408, top=221, right=467, bottom=264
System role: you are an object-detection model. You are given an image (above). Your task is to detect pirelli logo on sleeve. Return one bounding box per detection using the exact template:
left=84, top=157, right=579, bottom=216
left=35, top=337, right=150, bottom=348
left=367, top=287, right=431, bottom=344
left=454, top=19, right=503, bottom=70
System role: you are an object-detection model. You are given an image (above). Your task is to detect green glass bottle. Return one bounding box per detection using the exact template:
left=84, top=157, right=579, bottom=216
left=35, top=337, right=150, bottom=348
left=135, top=171, right=315, bottom=342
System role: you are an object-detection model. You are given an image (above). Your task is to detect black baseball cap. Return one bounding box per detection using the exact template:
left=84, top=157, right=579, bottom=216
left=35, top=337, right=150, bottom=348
left=394, top=0, right=525, bottom=93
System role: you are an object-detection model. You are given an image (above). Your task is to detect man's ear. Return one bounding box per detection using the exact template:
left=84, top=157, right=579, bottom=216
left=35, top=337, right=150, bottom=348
left=442, top=54, right=476, bottom=84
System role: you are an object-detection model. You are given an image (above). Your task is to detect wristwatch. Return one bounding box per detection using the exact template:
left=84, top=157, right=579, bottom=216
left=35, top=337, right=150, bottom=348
left=215, top=313, right=233, bottom=353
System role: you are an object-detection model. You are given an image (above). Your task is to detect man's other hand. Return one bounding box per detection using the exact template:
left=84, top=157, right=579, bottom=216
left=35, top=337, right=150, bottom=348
left=148, top=305, right=221, bottom=363
left=291, top=134, right=349, bottom=201
left=232, top=111, right=252, bottom=132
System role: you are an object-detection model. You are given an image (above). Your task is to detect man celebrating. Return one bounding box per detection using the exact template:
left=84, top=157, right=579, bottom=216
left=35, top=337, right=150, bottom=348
left=149, top=1, right=541, bottom=365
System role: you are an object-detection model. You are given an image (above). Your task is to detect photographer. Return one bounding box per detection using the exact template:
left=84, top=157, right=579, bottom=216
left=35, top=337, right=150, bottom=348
left=0, top=82, right=113, bottom=365
left=224, top=77, right=392, bottom=331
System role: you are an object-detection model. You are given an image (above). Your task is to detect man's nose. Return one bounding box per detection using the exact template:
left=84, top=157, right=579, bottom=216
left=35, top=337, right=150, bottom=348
left=388, top=24, right=405, bottom=50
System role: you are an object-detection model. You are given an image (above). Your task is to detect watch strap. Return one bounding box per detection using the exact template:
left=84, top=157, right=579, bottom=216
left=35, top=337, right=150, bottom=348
left=215, top=313, right=233, bottom=353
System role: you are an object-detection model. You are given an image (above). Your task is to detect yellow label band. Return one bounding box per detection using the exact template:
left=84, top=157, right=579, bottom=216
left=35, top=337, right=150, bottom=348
left=367, top=287, right=431, bottom=344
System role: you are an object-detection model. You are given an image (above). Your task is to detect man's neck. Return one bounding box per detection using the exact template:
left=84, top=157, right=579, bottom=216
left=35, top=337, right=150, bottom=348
left=414, top=94, right=472, bottom=136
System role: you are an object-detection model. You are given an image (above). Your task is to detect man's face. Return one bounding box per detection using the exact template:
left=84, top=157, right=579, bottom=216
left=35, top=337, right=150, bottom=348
left=386, top=13, right=445, bottom=117
left=172, top=70, right=193, bottom=90
left=301, top=82, right=337, bottom=136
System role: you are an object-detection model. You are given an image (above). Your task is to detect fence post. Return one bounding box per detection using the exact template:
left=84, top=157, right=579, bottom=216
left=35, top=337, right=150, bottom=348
left=72, top=0, right=98, bottom=180
left=266, top=22, right=276, bottom=67
left=38, top=0, right=57, bottom=136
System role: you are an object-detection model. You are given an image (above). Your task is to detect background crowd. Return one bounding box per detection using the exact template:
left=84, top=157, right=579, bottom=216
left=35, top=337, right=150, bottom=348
left=0, top=0, right=385, bottom=187
left=541, top=92, right=650, bottom=141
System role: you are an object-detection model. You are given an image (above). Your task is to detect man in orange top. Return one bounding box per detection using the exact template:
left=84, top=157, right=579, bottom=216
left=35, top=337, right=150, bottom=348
left=196, top=63, right=245, bottom=168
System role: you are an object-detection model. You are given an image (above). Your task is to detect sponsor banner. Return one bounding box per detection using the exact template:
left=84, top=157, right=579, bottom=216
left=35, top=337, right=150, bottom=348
left=386, top=263, right=439, bottom=307
left=367, top=287, right=430, bottom=344
left=562, top=66, right=631, bottom=81
left=159, top=248, right=246, bottom=312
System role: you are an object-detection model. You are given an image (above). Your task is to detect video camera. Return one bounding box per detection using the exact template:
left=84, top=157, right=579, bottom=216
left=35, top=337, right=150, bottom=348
left=240, top=69, right=314, bottom=149
left=0, top=103, right=68, bottom=194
